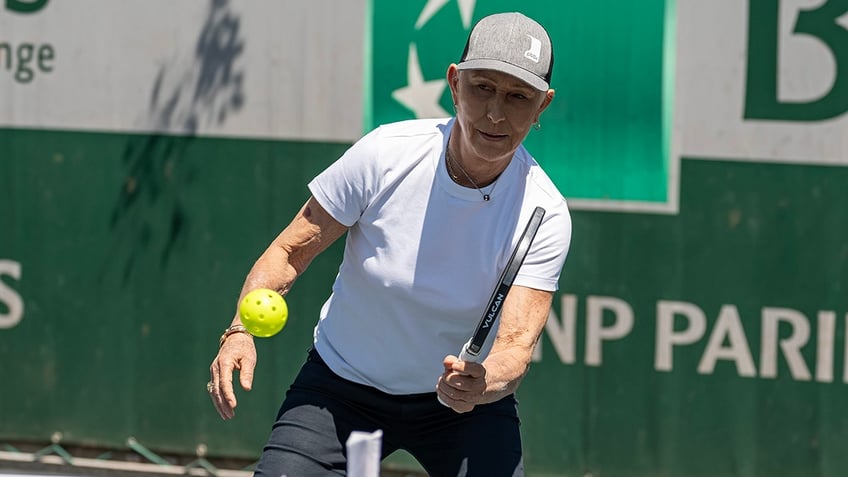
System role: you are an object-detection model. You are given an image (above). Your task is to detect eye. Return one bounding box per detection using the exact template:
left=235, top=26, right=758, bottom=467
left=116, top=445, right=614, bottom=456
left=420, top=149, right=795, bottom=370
left=512, top=93, right=528, bottom=100
left=477, top=83, right=494, bottom=92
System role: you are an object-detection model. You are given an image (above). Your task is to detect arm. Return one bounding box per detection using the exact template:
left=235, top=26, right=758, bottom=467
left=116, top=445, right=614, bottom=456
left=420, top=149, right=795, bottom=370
left=436, top=285, right=553, bottom=413
left=209, top=196, right=347, bottom=420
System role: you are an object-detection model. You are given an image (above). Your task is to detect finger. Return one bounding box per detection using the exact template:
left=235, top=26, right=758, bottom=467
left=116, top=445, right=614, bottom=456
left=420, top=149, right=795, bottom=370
left=436, top=380, right=474, bottom=413
left=211, top=358, right=236, bottom=419
left=438, top=376, right=470, bottom=400
left=442, top=370, right=488, bottom=403
left=210, top=385, right=229, bottom=420
left=451, top=361, right=486, bottom=379
left=218, top=357, right=239, bottom=412
left=209, top=361, right=231, bottom=419
left=444, top=356, right=474, bottom=375
left=443, top=371, right=467, bottom=391
left=239, top=355, right=256, bottom=391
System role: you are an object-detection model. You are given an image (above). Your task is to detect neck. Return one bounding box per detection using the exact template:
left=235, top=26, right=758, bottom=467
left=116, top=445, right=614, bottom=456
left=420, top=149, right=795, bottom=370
left=445, top=142, right=506, bottom=188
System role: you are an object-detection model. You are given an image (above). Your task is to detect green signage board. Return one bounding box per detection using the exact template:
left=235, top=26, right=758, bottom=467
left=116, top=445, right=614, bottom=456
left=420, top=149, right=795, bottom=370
left=367, top=0, right=672, bottom=206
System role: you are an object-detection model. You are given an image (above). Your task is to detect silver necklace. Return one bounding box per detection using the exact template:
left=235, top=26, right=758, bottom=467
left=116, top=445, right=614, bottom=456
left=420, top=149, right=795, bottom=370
left=445, top=148, right=498, bottom=201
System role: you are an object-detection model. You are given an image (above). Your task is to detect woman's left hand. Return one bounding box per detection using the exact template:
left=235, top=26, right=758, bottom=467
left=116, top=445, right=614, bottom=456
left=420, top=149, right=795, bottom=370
left=436, top=355, right=488, bottom=413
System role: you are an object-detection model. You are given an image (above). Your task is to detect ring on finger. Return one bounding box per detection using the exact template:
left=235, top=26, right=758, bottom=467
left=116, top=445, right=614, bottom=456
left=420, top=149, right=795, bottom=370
left=206, top=381, right=214, bottom=393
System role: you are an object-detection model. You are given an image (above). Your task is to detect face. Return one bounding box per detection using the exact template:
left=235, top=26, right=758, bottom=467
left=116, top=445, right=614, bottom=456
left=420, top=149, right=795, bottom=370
left=447, top=65, right=554, bottom=164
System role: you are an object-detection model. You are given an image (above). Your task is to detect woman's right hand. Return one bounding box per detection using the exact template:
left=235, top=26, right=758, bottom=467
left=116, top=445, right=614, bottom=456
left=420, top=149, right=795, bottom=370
left=208, top=332, right=257, bottom=420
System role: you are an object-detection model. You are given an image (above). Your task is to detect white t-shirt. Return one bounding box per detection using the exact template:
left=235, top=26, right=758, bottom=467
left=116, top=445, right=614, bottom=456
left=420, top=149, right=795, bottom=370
left=307, top=117, right=571, bottom=394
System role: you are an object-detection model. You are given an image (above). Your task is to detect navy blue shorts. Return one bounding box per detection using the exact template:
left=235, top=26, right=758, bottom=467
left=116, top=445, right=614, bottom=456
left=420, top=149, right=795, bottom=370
left=253, top=349, right=525, bottom=477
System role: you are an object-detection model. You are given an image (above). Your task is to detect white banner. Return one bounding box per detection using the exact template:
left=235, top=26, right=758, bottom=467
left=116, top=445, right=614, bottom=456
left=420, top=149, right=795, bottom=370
left=674, top=0, right=848, bottom=166
left=0, top=0, right=366, bottom=141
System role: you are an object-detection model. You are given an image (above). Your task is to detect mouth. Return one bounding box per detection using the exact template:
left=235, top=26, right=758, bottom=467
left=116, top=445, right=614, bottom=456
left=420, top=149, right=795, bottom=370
left=478, top=130, right=508, bottom=141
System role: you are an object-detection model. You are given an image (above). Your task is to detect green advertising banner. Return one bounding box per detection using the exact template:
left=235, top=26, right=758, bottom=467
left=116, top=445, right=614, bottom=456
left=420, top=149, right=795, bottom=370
left=367, top=0, right=673, bottom=210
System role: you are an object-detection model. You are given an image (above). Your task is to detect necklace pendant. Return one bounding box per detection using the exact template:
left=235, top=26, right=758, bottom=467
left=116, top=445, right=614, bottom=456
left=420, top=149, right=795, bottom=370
left=483, top=194, right=490, bottom=201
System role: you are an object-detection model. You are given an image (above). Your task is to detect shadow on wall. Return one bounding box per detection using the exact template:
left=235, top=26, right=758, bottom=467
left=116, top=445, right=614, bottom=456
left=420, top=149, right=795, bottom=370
left=106, top=0, right=246, bottom=284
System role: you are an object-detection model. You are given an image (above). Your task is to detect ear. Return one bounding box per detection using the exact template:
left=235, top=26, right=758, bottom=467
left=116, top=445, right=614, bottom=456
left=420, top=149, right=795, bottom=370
left=534, top=89, right=555, bottom=123
left=446, top=64, right=460, bottom=104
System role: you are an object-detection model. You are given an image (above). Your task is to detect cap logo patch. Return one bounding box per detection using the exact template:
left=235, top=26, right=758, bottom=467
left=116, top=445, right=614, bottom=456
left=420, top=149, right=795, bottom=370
left=524, top=35, right=541, bottom=63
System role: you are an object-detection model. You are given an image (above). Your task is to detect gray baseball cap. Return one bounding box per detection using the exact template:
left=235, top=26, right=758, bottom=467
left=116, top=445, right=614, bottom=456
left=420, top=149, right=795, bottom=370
left=457, top=12, right=554, bottom=91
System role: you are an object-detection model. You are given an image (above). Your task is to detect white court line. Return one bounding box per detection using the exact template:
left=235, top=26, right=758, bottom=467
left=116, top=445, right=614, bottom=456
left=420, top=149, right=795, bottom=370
left=0, top=451, right=251, bottom=477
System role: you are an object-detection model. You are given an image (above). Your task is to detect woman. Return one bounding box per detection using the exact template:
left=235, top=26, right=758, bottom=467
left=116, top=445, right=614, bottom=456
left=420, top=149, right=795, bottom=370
left=209, top=12, right=571, bottom=476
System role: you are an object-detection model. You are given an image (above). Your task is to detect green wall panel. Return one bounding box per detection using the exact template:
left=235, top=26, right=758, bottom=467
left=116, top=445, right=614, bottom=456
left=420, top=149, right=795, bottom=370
left=0, top=128, right=349, bottom=457
left=519, top=158, right=848, bottom=476
left=2, top=128, right=847, bottom=475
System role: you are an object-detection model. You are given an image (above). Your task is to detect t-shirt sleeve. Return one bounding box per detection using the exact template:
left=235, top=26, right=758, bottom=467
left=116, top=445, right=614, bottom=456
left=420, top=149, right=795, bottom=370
left=513, top=202, right=572, bottom=292
left=308, top=127, right=383, bottom=227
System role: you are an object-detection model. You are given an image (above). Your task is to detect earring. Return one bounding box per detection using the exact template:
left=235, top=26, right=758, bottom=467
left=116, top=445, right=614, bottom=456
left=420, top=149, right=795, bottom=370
left=533, top=121, right=541, bottom=131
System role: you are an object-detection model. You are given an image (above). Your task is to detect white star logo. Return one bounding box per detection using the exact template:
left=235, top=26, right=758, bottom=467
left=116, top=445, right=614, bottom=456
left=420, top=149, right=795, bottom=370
left=415, top=0, right=477, bottom=29
left=838, top=10, right=848, bottom=31
left=391, top=43, right=449, bottom=118
left=392, top=0, right=477, bottom=118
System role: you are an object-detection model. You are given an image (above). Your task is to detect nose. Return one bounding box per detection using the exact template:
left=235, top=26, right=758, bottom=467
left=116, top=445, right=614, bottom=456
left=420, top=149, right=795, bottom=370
left=486, top=96, right=506, bottom=124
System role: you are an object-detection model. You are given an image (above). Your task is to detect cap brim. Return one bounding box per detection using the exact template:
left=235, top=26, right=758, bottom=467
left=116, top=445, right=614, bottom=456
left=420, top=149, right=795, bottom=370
left=457, top=59, right=549, bottom=91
